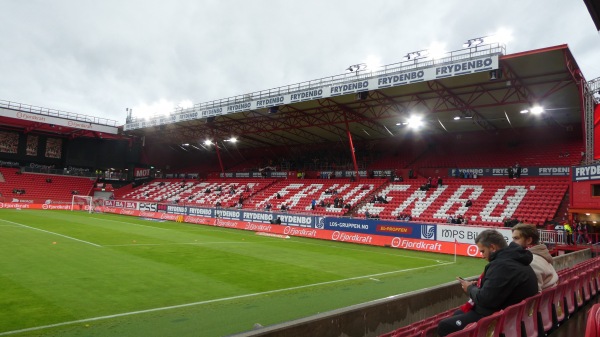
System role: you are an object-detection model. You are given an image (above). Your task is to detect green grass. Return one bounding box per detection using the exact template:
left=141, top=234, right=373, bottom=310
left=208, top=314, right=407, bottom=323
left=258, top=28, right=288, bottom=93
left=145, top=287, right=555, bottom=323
left=0, top=209, right=485, bottom=337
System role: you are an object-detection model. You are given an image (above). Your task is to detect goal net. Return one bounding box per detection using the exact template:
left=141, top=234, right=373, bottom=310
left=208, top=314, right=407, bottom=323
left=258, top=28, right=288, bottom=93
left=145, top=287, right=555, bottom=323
left=71, top=195, right=98, bottom=213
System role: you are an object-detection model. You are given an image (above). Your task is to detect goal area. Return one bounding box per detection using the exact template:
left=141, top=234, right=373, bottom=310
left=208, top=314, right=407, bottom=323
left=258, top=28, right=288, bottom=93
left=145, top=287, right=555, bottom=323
left=71, top=195, right=101, bottom=213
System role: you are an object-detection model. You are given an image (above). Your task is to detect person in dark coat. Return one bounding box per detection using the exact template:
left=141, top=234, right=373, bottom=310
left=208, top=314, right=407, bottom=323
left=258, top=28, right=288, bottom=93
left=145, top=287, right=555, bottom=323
left=437, top=229, right=538, bottom=336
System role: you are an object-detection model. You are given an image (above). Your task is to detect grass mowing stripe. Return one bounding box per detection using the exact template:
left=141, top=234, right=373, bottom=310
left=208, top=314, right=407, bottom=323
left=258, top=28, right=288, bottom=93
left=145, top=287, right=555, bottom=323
left=0, top=218, right=102, bottom=247
left=0, top=261, right=450, bottom=336
left=96, top=213, right=450, bottom=263
left=284, top=236, right=451, bottom=262
left=89, top=216, right=173, bottom=231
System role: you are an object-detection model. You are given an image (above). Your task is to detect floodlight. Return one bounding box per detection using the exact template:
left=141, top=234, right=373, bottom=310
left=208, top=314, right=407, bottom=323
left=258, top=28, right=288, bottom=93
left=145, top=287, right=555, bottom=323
left=530, top=106, right=544, bottom=114
left=225, top=137, right=237, bottom=143
left=404, top=50, right=429, bottom=61
left=453, top=116, right=461, bottom=120
left=182, top=143, right=189, bottom=146
left=346, top=63, right=367, bottom=73
left=204, top=140, right=213, bottom=146
left=406, top=115, right=424, bottom=129
left=520, top=109, right=529, bottom=114
left=463, top=37, right=485, bottom=48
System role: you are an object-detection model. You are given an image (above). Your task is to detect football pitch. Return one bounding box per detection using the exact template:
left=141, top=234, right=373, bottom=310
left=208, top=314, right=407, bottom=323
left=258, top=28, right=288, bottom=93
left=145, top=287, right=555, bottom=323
left=0, top=209, right=485, bottom=337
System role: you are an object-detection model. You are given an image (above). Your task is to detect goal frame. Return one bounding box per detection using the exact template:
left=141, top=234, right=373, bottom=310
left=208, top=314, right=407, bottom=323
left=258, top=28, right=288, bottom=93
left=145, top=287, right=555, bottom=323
left=71, top=195, right=94, bottom=213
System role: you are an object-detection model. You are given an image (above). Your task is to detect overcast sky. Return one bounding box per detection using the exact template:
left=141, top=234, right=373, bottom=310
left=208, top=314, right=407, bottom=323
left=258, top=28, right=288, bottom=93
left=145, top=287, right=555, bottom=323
left=0, top=0, right=598, bottom=125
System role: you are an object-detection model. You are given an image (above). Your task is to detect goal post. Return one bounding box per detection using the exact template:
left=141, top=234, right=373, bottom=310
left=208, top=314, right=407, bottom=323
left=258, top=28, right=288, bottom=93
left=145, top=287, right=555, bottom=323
left=71, top=195, right=95, bottom=213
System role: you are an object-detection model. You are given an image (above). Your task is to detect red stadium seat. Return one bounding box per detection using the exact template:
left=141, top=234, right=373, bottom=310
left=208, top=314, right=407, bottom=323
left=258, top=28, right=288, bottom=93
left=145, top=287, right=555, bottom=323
left=473, top=310, right=504, bottom=337
left=585, top=304, right=600, bottom=337
left=500, top=300, right=526, bottom=337
left=446, top=322, right=477, bottom=337
left=564, top=277, right=580, bottom=317
left=521, top=293, right=541, bottom=337
left=537, top=287, right=556, bottom=336
left=552, top=282, right=567, bottom=326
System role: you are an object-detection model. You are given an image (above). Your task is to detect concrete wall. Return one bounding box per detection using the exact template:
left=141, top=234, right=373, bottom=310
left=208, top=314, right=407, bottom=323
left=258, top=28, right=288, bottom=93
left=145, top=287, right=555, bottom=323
left=230, top=249, right=592, bottom=337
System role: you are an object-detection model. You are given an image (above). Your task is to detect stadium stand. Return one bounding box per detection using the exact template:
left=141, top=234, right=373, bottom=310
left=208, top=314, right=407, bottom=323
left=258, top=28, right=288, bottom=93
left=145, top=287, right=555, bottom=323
left=378, top=256, right=600, bottom=337
left=0, top=167, right=95, bottom=202
left=118, top=178, right=278, bottom=207
left=356, top=177, right=568, bottom=226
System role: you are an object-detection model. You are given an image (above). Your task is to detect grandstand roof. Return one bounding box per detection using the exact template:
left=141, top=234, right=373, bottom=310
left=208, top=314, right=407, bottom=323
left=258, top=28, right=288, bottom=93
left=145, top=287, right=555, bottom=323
left=127, top=44, right=584, bottom=150
left=0, top=100, right=122, bottom=140
left=584, top=0, right=600, bottom=31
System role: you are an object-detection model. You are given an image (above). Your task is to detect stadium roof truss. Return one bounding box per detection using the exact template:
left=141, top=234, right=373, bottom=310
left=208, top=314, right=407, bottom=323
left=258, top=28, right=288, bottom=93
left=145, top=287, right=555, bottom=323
left=127, top=44, right=585, bottom=156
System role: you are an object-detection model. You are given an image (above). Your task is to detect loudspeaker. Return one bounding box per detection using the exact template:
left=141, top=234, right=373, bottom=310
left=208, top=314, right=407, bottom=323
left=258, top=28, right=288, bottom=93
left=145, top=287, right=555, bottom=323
left=356, top=91, right=369, bottom=100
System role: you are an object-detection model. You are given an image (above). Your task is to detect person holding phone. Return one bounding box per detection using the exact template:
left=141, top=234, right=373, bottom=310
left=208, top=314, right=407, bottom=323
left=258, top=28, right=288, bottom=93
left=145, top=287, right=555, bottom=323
left=437, top=229, right=538, bottom=337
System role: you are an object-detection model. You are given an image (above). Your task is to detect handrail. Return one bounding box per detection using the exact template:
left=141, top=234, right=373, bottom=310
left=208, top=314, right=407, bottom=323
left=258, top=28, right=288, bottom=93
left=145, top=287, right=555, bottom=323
left=0, top=99, right=119, bottom=127
left=129, top=43, right=505, bottom=122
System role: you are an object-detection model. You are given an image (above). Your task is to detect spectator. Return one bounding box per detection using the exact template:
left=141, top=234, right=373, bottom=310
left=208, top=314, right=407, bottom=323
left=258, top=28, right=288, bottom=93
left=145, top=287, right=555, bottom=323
left=311, top=199, right=316, bottom=210
left=511, top=223, right=559, bottom=291
left=564, top=221, right=574, bottom=245
left=465, top=199, right=472, bottom=207
left=514, top=163, right=522, bottom=179
left=365, top=209, right=370, bottom=219
left=437, top=229, right=538, bottom=336
left=576, top=222, right=588, bottom=245
left=437, top=176, right=443, bottom=187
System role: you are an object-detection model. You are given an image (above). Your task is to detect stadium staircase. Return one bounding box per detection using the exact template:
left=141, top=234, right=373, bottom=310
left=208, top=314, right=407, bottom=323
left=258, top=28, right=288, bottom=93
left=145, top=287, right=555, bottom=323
left=112, top=183, right=135, bottom=199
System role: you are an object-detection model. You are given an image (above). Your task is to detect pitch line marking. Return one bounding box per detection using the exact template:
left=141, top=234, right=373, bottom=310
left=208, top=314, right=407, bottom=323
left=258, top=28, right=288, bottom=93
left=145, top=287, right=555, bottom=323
left=103, top=241, right=248, bottom=247
left=0, top=262, right=453, bottom=336
left=0, top=219, right=102, bottom=247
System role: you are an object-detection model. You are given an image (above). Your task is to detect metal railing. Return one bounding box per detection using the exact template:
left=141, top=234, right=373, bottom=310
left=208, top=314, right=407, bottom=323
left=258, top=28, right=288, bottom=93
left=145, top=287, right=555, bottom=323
left=0, top=99, right=119, bottom=127
left=129, top=43, right=505, bottom=122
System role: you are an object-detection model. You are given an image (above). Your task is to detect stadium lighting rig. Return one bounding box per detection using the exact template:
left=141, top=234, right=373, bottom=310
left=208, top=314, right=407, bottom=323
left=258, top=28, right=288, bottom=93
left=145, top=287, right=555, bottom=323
left=520, top=106, right=545, bottom=114
left=403, top=50, right=429, bottom=61
left=346, top=63, right=368, bottom=73
left=463, top=29, right=513, bottom=48
left=396, top=115, right=425, bottom=129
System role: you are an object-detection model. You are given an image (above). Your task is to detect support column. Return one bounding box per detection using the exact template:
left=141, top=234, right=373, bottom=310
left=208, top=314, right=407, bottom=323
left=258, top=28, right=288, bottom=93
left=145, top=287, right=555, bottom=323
left=344, top=112, right=360, bottom=180
left=211, top=129, right=225, bottom=175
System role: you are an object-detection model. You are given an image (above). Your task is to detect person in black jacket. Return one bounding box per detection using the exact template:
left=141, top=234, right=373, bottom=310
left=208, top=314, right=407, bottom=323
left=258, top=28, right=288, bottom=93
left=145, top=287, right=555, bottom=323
left=437, top=229, right=538, bottom=336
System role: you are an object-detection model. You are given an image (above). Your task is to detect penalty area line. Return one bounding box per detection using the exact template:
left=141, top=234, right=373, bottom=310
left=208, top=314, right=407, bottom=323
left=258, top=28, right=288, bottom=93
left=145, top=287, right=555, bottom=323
left=0, top=219, right=102, bottom=248
left=0, top=262, right=452, bottom=336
